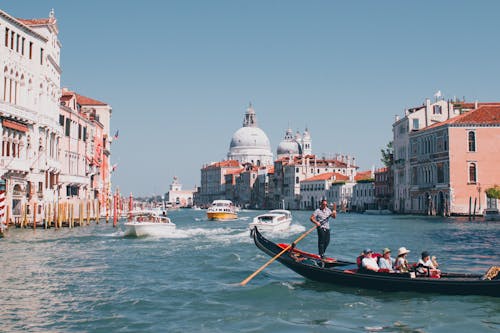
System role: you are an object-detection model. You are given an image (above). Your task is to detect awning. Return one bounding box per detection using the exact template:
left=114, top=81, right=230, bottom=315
left=2, top=119, right=28, bottom=132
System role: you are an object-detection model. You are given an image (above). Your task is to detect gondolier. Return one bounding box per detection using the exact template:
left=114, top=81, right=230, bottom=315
left=310, top=199, right=336, bottom=260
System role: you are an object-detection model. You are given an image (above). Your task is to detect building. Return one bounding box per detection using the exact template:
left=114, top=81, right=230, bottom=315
left=351, top=170, right=375, bottom=212
left=374, top=167, right=392, bottom=210
left=227, top=104, right=273, bottom=166
left=276, top=127, right=312, bottom=159
left=198, top=160, right=241, bottom=206
left=272, top=154, right=357, bottom=210
left=392, top=97, right=481, bottom=213
left=408, top=105, right=500, bottom=216
left=165, top=176, right=195, bottom=207
left=0, top=9, right=63, bottom=221
left=300, top=172, right=349, bottom=210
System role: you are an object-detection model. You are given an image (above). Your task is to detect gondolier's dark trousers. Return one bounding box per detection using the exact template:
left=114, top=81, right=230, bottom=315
left=317, top=227, right=330, bottom=258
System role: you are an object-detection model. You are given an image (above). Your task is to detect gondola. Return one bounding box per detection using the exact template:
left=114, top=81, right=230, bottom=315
left=251, top=227, right=500, bottom=297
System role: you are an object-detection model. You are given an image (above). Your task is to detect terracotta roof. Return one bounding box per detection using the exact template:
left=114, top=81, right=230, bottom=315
left=204, top=160, right=241, bottom=169
left=426, top=105, right=500, bottom=130
left=355, top=171, right=373, bottom=181
left=302, top=172, right=349, bottom=182
left=76, top=94, right=107, bottom=106
left=60, top=95, right=73, bottom=102
left=17, top=18, right=53, bottom=26
left=375, top=167, right=388, bottom=173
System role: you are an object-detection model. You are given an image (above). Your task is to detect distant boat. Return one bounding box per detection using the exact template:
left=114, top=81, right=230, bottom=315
left=206, top=200, right=238, bottom=221
left=124, top=211, right=176, bottom=237
left=249, top=209, right=292, bottom=232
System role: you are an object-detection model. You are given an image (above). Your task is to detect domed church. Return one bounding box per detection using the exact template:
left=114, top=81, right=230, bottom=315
left=227, top=104, right=274, bottom=166
left=276, top=127, right=312, bottom=159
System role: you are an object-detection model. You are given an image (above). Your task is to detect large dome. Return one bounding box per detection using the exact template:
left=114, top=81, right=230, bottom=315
left=230, top=127, right=271, bottom=150
left=227, top=104, right=274, bottom=166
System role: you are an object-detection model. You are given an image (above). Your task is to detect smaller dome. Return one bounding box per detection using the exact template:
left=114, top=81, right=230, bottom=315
left=277, top=140, right=300, bottom=155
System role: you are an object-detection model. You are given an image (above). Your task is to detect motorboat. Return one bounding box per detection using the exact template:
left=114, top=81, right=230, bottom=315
left=251, top=227, right=500, bottom=296
left=124, top=211, right=176, bottom=237
left=206, top=200, right=238, bottom=221
left=249, top=209, right=292, bottom=231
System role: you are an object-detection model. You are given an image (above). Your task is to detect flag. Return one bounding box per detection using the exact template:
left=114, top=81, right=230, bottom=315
left=113, top=129, right=119, bottom=140
left=434, top=90, right=442, bottom=98
left=111, top=163, right=118, bottom=173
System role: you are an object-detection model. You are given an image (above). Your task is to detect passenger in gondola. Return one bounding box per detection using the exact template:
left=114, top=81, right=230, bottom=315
left=417, top=251, right=441, bottom=278
left=395, top=247, right=411, bottom=272
left=361, top=248, right=380, bottom=272
left=378, top=248, right=395, bottom=272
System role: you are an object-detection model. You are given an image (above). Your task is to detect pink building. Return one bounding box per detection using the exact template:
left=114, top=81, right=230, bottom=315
left=408, top=105, right=500, bottom=216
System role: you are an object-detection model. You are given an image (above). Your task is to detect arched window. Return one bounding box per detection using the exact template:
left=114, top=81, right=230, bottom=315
left=468, top=131, right=476, bottom=152
left=469, top=163, right=477, bottom=183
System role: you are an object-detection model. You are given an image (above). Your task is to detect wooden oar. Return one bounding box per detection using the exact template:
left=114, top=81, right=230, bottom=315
left=239, top=224, right=319, bottom=286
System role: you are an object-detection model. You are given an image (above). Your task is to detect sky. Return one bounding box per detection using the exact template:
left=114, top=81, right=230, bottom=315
left=3, top=1, right=500, bottom=196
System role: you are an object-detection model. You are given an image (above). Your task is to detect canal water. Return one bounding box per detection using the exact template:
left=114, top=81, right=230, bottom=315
left=0, top=210, right=498, bottom=332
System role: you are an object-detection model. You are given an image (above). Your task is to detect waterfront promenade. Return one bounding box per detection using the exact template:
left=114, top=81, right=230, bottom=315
left=1, top=209, right=498, bottom=332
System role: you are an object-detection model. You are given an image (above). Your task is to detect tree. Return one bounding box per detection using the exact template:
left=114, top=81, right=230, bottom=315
left=380, top=141, right=393, bottom=167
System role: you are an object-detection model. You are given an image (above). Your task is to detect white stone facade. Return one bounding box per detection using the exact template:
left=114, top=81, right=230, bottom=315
left=0, top=10, right=62, bottom=219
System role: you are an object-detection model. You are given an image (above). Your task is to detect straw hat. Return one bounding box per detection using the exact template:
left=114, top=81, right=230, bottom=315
left=382, top=248, right=391, bottom=255
left=397, top=247, right=410, bottom=256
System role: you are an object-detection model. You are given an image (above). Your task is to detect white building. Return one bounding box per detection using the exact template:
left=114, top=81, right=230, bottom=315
left=0, top=9, right=62, bottom=219
left=392, top=98, right=460, bottom=213
left=300, top=172, right=349, bottom=210
left=165, top=176, right=195, bottom=207
left=227, top=104, right=273, bottom=166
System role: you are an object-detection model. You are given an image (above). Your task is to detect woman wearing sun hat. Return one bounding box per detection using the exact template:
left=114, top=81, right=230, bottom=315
left=395, top=247, right=411, bottom=272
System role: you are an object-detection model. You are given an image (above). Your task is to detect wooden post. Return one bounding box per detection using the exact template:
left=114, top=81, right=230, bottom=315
left=86, top=200, right=90, bottom=225
left=79, top=200, right=83, bottom=226
left=113, top=191, right=118, bottom=228
left=468, top=197, right=472, bottom=221
left=473, top=197, right=477, bottom=221
left=33, top=202, right=37, bottom=230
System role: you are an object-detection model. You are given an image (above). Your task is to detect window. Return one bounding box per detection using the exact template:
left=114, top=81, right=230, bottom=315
left=65, top=118, right=71, bottom=137
left=78, top=124, right=82, bottom=140
left=29, top=42, right=33, bottom=59
left=21, top=37, right=25, bottom=55
left=10, top=31, right=14, bottom=50
left=16, top=34, right=19, bottom=52
left=4, top=28, right=8, bottom=47
left=295, top=177, right=299, bottom=184
left=413, top=119, right=419, bottom=130
left=83, top=127, right=87, bottom=141
left=468, top=131, right=476, bottom=152
left=40, top=48, right=44, bottom=65
left=433, top=105, right=442, bottom=114
left=59, top=115, right=64, bottom=126
left=468, top=163, right=477, bottom=184
left=437, top=163, right=444, bottom=183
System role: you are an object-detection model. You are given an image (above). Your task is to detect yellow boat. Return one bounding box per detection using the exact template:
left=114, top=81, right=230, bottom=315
left=206, top=200, right=238, bottom=221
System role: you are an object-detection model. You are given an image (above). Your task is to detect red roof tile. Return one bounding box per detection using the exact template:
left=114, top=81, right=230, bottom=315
left=302, top=172, right=349, bottom=182
left=76, top=94, right=107, bottom=106
left=17, top=18, right=53, bottom=25
left=355, top=171, right=373, bottom=181
left=426, top=105, right=500, bottom=130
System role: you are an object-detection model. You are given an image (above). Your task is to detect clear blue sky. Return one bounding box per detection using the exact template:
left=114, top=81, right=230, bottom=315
left=4, top=1, right=500, bottom=196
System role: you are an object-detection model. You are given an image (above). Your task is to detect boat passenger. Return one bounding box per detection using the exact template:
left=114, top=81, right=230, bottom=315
left=361, top=248, right=380, bottom=272
left=417, top=251, right=441, bottom=278
left=395, top=247, right=411, bottom=272
left=378, top=248, right=395, bottom=272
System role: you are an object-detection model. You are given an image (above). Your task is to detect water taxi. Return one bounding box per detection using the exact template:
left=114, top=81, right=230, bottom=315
left=249, top=209, right=292, bottom=231
left=124, top=211, right=176, bottom=237
left=206, top=200, right=238, bottom=221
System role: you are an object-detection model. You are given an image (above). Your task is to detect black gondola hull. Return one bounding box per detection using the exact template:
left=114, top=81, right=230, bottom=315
left=252, top=228, right=500, bottom=297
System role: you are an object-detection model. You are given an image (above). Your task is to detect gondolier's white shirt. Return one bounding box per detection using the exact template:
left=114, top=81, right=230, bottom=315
left=312, top=207, right=332, bottom=230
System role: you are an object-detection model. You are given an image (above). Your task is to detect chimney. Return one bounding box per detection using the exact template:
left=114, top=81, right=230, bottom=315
left=474, top=100, right=478, bottom=109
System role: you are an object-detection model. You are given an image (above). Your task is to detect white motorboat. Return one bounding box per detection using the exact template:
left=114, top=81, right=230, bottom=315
left=124, top=211, right=176, bottom=237
left=249, top=209, right=292, bottom=231
left=206, top=200, right=238, bottom=221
